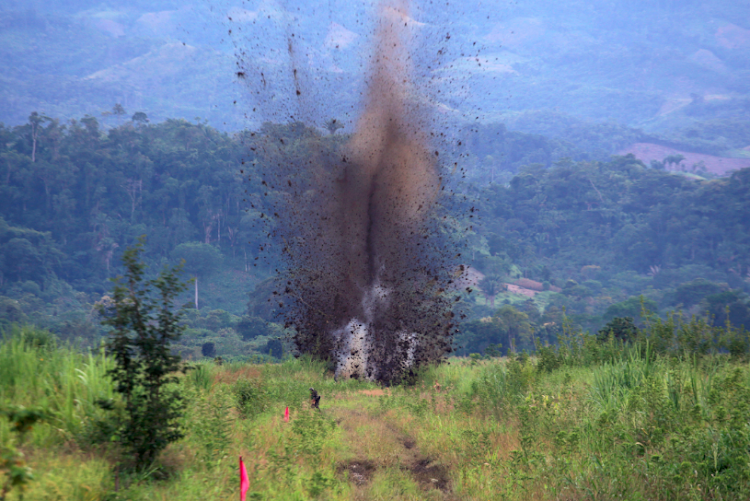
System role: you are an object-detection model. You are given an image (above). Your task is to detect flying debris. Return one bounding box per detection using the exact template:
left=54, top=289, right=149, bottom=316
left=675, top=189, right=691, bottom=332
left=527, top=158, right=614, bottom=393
left=240, top=0, right=462, bottom=384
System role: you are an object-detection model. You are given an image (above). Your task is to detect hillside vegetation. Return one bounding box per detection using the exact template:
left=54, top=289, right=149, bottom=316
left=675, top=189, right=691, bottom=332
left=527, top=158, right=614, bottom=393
left=1, top=114, right=750, bottom=358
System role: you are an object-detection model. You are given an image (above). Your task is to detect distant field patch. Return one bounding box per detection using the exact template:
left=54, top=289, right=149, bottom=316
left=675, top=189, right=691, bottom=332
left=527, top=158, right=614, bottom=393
left=619, top=142, right=750, bottom=175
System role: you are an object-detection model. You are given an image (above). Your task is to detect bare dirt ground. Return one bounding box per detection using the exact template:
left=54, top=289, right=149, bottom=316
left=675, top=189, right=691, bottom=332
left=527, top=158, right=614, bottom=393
left=619, top=143, right=750, bottom=176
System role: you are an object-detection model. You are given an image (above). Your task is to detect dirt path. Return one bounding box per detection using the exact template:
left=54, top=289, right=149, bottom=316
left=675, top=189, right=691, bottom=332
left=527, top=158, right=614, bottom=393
left=328, top=393, right=454, bottom=500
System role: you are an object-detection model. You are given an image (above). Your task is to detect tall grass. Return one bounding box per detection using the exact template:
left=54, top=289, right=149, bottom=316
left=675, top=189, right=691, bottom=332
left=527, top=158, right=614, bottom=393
left=0, top=325, right=113, bottom=445
left=2, top=323, right=749, bottom=500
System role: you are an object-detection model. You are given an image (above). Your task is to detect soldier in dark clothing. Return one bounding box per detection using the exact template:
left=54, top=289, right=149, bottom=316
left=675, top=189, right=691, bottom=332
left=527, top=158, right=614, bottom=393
left=310, top=387, right=321, bottom=409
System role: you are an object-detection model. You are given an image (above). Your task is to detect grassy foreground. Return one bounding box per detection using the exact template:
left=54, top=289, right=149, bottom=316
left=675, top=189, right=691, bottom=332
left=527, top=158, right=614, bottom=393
left=1, top=326, right=750, bottom=500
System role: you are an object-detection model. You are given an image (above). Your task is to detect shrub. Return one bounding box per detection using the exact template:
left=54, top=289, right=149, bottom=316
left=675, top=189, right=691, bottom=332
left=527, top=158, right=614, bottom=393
left=99, top=237, right=188, bottom=470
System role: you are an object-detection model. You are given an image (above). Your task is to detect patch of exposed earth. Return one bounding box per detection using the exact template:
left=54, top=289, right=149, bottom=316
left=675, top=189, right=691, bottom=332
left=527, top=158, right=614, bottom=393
left=619, top=142, right=750, bottom=176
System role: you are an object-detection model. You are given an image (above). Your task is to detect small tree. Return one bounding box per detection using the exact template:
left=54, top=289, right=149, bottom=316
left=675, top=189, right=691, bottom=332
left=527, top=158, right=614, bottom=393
left=323, top=118, right=344, bottom=135
left=131, top=111, right=149, bottom=126
left=479, top=274, right=504, bottom=309
left=663, top=154, right=685, bottom=170
left=597, top=316, right=638, bottom=343
left=100, top=237, right=187, bottom=470
left=112, top=103, right=127, bottom=125
left=27, top=111, right=49, bottom=163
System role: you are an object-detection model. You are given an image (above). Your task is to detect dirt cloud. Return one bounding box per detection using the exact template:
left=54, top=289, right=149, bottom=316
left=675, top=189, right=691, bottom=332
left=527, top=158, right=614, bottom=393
left=247, top=0, right=456, bottom=384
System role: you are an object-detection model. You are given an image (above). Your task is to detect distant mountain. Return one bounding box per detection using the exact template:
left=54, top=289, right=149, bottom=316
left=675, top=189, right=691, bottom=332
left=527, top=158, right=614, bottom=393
left=1, top=0, right=749, bottom=151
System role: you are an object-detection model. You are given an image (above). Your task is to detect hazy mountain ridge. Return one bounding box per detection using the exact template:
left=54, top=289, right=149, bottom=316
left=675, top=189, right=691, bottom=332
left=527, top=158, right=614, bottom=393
left=1, top=1, right=749, bottom=154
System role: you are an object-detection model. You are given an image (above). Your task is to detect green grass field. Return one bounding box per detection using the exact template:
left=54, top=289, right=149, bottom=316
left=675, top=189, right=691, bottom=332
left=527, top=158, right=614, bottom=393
left=1, top=324, right=749, bottom=500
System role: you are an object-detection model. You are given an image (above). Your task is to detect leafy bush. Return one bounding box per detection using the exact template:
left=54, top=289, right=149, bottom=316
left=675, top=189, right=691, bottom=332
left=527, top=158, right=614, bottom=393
left=99, top=238, right=187, bottom=470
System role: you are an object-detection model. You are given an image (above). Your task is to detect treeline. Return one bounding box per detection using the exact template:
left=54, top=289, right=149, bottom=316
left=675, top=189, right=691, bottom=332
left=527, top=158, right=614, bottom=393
left=1, top=112, right=750, bottom=357
left=0, top=111, right=555, bottom=303
left=0, top=112, right=270, bottom=348
left=1, top=112, right=250, bottom=281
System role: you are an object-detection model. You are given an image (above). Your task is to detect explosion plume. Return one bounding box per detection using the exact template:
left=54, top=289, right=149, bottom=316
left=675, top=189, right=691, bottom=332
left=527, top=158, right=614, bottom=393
left=247, top=1, right=458, bottom=384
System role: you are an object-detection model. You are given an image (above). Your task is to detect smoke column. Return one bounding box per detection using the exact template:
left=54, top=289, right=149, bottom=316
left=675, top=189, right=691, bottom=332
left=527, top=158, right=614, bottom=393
left=250, top=0, right=457, bottom=384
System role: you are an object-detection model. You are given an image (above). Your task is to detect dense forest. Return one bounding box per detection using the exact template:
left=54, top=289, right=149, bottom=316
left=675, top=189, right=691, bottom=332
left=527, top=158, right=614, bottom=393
left=459, top=154, right=750, bottom=354
left=1, top=111, right=749, bottom=358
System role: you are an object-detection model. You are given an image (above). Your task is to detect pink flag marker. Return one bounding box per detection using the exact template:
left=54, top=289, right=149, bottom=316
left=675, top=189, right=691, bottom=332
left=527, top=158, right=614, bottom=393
left=284, top=406, right=290, bottom=422
left=239, top=456, right=249, bottom=501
